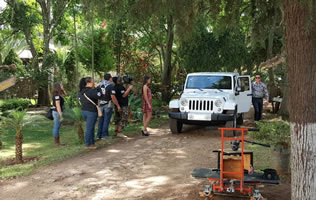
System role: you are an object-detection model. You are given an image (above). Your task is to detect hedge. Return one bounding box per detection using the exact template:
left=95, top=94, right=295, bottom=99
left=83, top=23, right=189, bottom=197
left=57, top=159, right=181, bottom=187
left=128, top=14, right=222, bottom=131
left=0, top=99, right=30, bottom=112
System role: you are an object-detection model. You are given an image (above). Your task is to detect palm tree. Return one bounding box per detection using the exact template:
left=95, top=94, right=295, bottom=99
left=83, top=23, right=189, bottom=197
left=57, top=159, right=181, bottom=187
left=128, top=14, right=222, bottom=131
left=72, top=107, right=85, bottom=143
left=62, top=106, right=84, bottom=143
left=0, top=109, right=39, bottom=163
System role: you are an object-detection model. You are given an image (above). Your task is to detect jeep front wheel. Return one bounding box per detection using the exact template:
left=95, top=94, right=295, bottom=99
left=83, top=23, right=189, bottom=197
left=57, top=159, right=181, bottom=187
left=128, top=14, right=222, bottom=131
left=225, top=107, right=238, bottom=136
left=237, top=114, right=244, bottom=125
left=169, top=118, right=183, bottom=134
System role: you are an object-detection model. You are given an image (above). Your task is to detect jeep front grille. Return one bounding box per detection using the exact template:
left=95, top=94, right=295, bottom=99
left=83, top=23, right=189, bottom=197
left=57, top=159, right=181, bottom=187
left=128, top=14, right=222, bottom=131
left=189, top=100, right=213, bottom=111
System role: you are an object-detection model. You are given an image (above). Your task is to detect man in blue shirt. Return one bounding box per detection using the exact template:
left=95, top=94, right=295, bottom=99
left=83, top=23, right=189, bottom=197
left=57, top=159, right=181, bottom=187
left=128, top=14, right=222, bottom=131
left=251, top=74, right=269, bottom=121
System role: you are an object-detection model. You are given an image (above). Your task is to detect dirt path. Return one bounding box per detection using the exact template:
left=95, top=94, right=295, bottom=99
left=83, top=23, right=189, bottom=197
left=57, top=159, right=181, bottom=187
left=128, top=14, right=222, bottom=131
left=0, top=111, right=290, bottom=200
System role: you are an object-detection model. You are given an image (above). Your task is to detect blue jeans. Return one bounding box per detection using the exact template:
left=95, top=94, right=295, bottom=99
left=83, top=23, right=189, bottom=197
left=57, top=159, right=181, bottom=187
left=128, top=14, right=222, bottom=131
left=97, top=105, right=113, bottom=138
left=82, top=110, right=98, bottom=146
left=252, top=98, right=263, bottom=121
left=52, top=111, right=61, bottom=137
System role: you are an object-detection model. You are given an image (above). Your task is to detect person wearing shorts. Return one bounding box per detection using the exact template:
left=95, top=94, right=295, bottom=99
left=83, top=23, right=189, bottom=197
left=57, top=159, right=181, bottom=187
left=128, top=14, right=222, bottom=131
left=112, top=76, right=133, bottom=135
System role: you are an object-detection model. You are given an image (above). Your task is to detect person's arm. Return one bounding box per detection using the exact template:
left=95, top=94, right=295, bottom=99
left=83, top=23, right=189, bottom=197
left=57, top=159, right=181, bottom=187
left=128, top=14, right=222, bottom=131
left=111, top=94, right=121, bottom=112
left=55, top=100, right=62, bottom=118
left=143, top=85, right=151, bottom=109
left=264, top=83, right=269, bottom=101
left=110, top=86, right=121, bottom=111
left=122, top=85, right=133, bottom=98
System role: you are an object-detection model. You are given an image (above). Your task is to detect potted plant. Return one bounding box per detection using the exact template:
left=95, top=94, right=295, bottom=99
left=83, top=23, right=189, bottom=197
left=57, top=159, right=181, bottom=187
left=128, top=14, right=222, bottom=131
left=0, top=109, right=40, bottom=163
left=249, top=121, right=290, bottom=174
left=72, top=107, right=85, bottom=143
left=62, top=106, right=84, bottom=143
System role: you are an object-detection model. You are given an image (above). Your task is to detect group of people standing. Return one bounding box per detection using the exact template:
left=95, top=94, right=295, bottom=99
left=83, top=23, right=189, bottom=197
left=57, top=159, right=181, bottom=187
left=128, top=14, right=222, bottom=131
left=51, top=74, right=153, bottom=149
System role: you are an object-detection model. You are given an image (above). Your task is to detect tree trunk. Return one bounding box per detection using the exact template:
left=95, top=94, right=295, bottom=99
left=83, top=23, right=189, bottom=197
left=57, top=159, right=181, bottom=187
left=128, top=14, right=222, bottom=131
left=15, top=128, right=23, bottom=163
left=278, top=66, right=289, bottom=118
left=266, top=4, right=278, bottom=103
left=37, top=0, right=51, bottom=106
left=37, top=84, right=50, bottom=106
left=283, top=0, right=316, bottom=199
left=114, top=25, right=123, bottom=75
left=73, top=3, right=79, bottom=85
left=161, top=15, right=174, bottom=103
left=156, top=48, right=163, bottom=74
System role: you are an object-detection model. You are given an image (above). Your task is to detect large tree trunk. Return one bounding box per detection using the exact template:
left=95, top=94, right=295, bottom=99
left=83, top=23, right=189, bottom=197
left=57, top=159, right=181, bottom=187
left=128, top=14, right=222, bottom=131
left=37, top=85, right=50, bottom=106
left=161, top=15, right=174, bottom=103
left=283, top=0, right=316, bottom=199
left=37, top=0, right=52, bottom=106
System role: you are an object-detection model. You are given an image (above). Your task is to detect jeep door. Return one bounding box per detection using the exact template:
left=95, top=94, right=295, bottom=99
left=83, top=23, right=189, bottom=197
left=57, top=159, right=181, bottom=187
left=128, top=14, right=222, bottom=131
left=236, top=76, right=252, bottom=113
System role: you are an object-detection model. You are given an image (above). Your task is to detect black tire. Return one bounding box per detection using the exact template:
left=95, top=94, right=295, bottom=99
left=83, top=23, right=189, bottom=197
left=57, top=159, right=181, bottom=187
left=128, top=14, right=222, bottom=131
left=169, top=118, right=183, bottom=134
left=225, top=107, right=238, bottom=136
left=237, top=114, right=244, bottom=125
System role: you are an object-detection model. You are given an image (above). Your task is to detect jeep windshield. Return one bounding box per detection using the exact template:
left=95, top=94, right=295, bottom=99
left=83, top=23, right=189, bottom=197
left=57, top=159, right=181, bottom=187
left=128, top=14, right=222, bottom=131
left=186, top=75, right=232, bottom=90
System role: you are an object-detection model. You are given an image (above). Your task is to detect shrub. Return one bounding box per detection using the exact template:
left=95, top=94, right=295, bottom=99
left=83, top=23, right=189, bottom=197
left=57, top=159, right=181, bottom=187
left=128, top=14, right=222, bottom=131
left=152, top=99, right=165, bottom=108
left=249, top=121, right=290, bottom=149
left=0, top=99, right=30, bottom=112
left=128, top=94, right=142, bottom=112
left=64, top=90, right=80, bottom=109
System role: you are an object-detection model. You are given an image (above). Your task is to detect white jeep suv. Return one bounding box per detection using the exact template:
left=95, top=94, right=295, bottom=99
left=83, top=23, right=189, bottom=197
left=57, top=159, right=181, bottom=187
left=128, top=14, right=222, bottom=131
left=168, top=72, right=252, bottom=134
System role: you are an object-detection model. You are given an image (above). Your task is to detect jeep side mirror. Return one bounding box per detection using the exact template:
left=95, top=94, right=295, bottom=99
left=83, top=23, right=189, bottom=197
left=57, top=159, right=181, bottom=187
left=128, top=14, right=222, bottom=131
left=235, top=86, right=241, bottom=96
left=179, top=84, right=184, bottom=90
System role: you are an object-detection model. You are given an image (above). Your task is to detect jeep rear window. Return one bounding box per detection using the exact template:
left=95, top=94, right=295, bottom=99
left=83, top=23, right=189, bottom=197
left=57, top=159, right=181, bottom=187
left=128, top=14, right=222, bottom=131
left=186, top=76, right=232, bottom=89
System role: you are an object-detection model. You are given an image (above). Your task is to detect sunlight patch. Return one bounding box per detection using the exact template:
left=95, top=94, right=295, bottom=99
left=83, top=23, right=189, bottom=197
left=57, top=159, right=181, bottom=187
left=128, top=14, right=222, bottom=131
left=23, top=143, right=42, bottom=149
left=107, top=149, right=121, bottom=153
left=125, top=176, right=169, bottom=189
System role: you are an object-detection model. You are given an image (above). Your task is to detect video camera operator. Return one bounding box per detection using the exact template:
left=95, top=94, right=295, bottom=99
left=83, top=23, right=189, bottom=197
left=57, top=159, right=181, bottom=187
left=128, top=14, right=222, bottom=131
left=112, top=75, right=133, bottom=135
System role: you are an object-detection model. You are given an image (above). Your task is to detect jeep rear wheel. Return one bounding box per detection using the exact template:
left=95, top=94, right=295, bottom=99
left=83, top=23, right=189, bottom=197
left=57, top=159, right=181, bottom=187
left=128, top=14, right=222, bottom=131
left=169, top=118, right=183, bottom=134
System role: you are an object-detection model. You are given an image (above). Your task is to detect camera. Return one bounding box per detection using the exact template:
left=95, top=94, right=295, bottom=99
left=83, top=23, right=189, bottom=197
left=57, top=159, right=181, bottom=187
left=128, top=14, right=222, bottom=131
left=123, top=73, right=134, bottom=84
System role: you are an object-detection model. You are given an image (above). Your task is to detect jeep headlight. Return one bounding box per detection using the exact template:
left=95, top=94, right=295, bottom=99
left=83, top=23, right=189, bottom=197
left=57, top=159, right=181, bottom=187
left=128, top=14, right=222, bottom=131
left=215, top=99, right=222, bottom=107
left=180, top=98, right=188, bottom=106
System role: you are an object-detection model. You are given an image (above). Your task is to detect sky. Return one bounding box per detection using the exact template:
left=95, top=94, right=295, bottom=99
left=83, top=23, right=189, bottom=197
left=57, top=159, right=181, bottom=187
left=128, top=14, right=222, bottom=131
left=0, top=0, right=6, bottom=10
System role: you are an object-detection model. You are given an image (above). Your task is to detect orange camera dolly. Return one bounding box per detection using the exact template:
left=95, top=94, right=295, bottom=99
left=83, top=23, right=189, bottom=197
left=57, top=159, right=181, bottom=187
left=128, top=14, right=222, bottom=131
left=192, top=128, right=280, bottom=200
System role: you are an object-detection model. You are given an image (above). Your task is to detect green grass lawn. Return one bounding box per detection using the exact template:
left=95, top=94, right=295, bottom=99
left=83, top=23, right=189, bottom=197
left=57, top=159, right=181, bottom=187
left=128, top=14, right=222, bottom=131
left=0, top=114, right=168, bottom=179
left=245, top=143, right=272, bottom=170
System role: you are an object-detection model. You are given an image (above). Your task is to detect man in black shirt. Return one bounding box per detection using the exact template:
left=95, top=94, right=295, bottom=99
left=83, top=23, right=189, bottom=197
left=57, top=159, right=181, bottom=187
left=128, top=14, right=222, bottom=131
left=112, top=76, right=133, bottom=135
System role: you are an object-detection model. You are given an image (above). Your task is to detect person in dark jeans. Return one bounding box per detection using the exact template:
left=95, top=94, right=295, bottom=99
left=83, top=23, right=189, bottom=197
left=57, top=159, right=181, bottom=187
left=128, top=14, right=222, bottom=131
left=79, top=77, right=104, bottom=149
left=52, top=82, right=66, bottom=146
left=251, top=74, right=269, bottom=121
left=97, top=74, right=120, bottom=139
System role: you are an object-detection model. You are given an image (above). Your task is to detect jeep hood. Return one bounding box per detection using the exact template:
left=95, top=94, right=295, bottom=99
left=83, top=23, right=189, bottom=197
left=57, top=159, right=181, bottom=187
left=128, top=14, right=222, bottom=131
left=181, top=90, right=231, bottom=101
